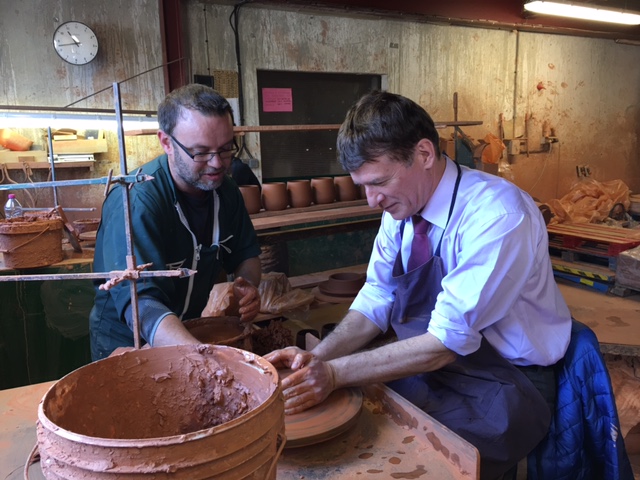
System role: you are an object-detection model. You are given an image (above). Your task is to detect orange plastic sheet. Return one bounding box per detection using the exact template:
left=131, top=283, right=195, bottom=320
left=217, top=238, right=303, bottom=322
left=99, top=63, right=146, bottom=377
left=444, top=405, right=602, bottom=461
left=546, top=178, right=630, bottom=225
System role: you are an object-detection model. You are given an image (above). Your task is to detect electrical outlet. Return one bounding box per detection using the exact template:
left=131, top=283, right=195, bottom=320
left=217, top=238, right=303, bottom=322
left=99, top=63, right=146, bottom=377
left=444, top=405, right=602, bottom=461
left=576, top=165, right=591, bottom=177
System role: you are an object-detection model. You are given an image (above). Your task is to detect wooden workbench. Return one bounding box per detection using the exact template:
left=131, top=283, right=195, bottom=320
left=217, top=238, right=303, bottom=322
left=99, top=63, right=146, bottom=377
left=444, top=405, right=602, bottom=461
left=2, top=378, right=479, bottom=479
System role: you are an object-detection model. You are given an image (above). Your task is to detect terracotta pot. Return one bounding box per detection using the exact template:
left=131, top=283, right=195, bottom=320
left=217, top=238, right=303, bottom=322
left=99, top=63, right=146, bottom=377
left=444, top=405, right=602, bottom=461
left=311, top=177, right=335, bottom=205
left=0, top=217, right=64, bottom=269
left=333, top=175, right=358, bottom=202
left=239, top=185, right=262, bottom=214
left=72, top=217, right=100, bottom=234
left=287, top=180, right=312, bottom=208
left=36, top=345, right=284, bottom=479
left=262, top=182, right=288, bottom=211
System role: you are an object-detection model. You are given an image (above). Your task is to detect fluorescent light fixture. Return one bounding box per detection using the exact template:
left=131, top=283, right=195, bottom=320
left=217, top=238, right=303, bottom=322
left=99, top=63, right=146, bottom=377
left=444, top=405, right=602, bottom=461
left=524, top=1, right=640, bottom=25
left=0, top=110, right=159, bottom=131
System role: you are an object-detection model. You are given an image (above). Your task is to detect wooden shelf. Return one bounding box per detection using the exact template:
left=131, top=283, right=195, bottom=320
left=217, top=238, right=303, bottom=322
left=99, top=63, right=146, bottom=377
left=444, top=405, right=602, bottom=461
left=125, top=120, right=483, bottom=136
left=0, top=161, right=94, bottom=170
left=251, top=203, right=381, bottom=231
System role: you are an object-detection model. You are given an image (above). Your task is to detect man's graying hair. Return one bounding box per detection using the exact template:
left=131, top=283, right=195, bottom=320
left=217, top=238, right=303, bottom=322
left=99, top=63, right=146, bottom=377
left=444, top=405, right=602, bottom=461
left=337, top=90, right=441, bottom=172
left=158, top=84, right=234, bottom=135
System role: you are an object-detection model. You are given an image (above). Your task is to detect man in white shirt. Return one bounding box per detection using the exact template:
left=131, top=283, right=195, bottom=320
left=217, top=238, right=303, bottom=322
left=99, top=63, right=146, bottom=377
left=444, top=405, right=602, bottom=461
left=265, top=91, right=572, bottom=479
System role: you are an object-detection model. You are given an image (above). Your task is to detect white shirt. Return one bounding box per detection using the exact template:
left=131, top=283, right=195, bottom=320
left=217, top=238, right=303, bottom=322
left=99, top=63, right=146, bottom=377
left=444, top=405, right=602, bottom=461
left=351, top=157, right=572, bottom=366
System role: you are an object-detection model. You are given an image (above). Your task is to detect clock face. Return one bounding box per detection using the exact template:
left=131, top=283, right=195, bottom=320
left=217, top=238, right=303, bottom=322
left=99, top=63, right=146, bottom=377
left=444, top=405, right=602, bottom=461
left=53, top=21, right=99, bottom=65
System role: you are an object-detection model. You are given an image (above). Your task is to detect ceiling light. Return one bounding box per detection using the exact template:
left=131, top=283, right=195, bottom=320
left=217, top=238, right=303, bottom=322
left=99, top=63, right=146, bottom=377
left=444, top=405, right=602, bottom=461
left=524, top=1, right=640, bottom=25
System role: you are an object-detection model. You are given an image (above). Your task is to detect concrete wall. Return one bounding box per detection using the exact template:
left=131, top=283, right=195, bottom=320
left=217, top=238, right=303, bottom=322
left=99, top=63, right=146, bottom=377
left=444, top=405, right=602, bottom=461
left=1, top=0, right=639, bottom=205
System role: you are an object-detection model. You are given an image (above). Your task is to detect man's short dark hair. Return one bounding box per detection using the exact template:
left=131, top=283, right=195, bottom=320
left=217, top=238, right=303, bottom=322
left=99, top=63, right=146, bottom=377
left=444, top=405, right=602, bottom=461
left=158, top=84, right=233, bottom=135
left=337, top=90, right=440, bottom=172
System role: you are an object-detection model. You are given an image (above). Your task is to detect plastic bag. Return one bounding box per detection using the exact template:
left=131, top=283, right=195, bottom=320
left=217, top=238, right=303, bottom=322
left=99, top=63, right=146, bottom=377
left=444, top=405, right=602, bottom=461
left=201, top=282, right=240, bottom=317
left=547, top=178, right=631, bottom=225
left=258, top=272, right=315, bottom=315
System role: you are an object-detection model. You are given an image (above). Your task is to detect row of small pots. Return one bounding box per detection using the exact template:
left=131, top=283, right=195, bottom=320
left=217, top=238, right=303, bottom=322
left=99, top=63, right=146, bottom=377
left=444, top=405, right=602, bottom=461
left=240, top=176, right=364, bottom=214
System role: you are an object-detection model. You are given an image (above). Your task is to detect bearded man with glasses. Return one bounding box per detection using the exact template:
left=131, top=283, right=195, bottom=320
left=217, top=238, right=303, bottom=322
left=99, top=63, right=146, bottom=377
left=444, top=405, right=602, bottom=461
left=90, top=84, right=262, bottom=360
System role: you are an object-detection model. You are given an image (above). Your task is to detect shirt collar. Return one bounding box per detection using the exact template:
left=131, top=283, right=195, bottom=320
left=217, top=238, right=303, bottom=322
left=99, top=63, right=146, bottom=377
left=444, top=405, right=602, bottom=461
left=418, top=155, right=458, bottom=231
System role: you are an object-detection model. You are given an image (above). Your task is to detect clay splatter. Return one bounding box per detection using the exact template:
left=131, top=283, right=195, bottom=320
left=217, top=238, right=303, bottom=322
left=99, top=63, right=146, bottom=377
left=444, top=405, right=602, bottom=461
left=390, top=465, right=428, bottom=478
left=367, top=469, right=384, bottom=474
left=389, top=456, right=402, bottom=464
left=606, top=316, right=629, bottom=327
left=402, top=436, right=415, bottom=444
left=359, top=452, right=374, bottom=459
left=426, top=432, right=450, bottom=459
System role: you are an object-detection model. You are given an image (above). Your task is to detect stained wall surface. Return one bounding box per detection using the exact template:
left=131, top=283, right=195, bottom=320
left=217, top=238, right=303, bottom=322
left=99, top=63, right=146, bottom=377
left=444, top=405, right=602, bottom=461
left=0, top=1, right=639, bottom=205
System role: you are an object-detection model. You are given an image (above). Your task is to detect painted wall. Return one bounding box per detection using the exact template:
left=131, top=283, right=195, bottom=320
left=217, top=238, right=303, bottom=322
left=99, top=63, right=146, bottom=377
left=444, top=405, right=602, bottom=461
left=188, top=3, right=640, bottom=201
left=1, top=0, right=639, bottom=202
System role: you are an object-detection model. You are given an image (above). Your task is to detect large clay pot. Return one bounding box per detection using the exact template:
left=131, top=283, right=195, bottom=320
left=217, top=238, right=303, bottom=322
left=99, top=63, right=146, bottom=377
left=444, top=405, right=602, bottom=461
left=311, top=177, right=335, bottom=205
left=0, top=217, right=64, bottom=269
left=287, top=180, right=312, bottom=208
left=36, top=344, right=284, bottom=479
left=239, top=185, right=262, bottom=214
left=262, top=182, right=288, bottom=211
left=333, top=175, right=358, bottom=202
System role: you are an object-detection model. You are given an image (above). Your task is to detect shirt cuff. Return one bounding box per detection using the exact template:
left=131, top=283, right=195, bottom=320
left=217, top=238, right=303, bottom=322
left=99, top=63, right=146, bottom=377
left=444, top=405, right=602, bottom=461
left=350, top=282, right=395, bottom=333
left=124, top=296, right=174, bottom=345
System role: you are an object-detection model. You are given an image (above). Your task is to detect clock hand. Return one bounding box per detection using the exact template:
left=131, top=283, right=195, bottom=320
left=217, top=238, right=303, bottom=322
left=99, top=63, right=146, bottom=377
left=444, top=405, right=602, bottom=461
left=57, top=42, right=82, bottom=47
left=66, top=32, right=81, bottom=46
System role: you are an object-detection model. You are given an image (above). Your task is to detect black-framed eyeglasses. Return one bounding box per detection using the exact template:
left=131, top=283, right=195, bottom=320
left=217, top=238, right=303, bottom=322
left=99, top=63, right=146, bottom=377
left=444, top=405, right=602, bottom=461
left=170, top=135, right=239, bottom=163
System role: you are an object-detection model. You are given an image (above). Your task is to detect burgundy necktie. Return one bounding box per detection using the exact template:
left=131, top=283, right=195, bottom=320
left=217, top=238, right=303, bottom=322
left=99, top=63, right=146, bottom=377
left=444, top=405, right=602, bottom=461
left=407, top=215, right=431, bottom=271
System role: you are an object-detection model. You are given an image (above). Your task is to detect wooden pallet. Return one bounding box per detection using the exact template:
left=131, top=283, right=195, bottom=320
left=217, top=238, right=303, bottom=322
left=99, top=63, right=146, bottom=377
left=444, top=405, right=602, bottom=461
left=547, top=223, right=640, bottom=257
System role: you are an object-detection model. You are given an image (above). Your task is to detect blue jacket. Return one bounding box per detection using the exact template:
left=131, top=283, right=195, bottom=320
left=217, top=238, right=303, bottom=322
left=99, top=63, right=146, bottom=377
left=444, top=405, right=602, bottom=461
left=527, top=320, right=633, bottom=480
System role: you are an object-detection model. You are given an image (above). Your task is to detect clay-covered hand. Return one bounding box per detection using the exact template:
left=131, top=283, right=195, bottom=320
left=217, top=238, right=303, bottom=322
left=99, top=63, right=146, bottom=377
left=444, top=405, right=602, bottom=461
left=233, top=276, right=261, bottom=322
left=265, top=347, right=336, bottom=415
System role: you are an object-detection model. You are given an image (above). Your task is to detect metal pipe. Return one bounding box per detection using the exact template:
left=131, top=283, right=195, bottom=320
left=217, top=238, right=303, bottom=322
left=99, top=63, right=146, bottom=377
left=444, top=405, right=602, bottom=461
left=0, top=173, right=154, bottom=191
left=114, top=81, right=142, bottom=350
left=0, top=269, right=196, bottom=283
left=46, top=127, right=59, bottom=206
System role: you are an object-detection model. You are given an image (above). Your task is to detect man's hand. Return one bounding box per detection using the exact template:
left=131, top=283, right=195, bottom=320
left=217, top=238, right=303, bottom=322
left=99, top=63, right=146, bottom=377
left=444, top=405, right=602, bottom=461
left=233, top=276, right=260, bottom=322
left=265, top=347, right=337, bottom=415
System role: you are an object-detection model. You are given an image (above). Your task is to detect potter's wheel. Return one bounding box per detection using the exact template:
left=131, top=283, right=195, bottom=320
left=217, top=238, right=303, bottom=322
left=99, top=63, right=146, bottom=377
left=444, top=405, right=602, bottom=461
left=284, top=385, right=363, bottom=448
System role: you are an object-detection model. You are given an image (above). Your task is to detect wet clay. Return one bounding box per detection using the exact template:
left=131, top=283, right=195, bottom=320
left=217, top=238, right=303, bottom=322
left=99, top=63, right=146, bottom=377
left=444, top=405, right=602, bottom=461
left=44, top=344, right=265, bottom=439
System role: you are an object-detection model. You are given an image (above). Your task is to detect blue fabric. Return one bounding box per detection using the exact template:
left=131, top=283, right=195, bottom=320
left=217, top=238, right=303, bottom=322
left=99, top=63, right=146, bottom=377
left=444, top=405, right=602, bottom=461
left=527, top=320, right=633, bottom=480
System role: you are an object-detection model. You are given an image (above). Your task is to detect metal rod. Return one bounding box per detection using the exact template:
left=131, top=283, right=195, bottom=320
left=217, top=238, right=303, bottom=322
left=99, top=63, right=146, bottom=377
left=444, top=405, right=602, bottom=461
left=114, top=81, right=142, bottom=350
left=23, top=207, right=97, bottom=212
left=0, top=173, right=154, bottom=191
left=46, top=127, right=59, bottom=206
left=0, top=269, right=196, bottom=283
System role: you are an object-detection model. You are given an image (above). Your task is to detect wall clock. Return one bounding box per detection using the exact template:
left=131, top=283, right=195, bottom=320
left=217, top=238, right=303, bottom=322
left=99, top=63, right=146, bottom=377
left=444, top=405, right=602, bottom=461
left=53, top=21, right=99, bottom=65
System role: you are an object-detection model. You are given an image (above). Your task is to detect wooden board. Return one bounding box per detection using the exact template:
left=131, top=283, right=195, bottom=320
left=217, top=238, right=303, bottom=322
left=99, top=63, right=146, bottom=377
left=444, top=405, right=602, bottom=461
left=252, top=204, right=380, bottom=231
left=548, top=223, right=640, bottom=256
left=278, top=383, right=480, bottom=479
left=1, top=381, right=479, bottom=480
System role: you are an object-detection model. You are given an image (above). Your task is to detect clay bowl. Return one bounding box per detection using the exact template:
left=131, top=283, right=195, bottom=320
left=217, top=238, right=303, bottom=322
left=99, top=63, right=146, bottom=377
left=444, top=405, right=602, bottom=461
left=318, top=272, right=365, bottom=297
left=184, top=316, right=252, bottom=351
left=239, top=185, right=262, bottom=214
left=262, top=182, right=288, bottom=211
left=333, top=175, right=358, bottom=202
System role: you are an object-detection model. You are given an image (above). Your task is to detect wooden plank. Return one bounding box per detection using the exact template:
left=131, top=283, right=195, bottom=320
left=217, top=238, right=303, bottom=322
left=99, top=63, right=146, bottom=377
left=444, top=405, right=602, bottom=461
left=251, top=199, right=367, bottom=219
left=547, top=223, right=640, bottom=243
left=251, top=205, right=381, bottom=231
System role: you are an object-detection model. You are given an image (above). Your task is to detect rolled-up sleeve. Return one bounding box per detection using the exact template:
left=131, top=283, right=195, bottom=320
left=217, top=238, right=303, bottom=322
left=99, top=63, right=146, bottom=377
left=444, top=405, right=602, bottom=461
left=350, top=213, right=400, bottom=332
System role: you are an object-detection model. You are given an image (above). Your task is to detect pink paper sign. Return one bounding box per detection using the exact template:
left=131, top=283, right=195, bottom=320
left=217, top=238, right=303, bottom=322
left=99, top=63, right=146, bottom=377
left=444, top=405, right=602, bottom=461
left=262, top=88, right=293, bottom=112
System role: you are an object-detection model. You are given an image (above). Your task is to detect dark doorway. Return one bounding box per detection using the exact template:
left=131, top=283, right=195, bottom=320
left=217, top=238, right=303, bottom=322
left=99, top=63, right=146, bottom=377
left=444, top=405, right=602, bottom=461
left=257, top=70, right=382, bottom=181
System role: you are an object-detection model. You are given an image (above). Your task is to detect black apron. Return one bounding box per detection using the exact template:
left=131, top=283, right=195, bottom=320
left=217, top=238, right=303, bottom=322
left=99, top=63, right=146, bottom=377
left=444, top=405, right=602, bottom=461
left=386, top=163, right=550, bottom=479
